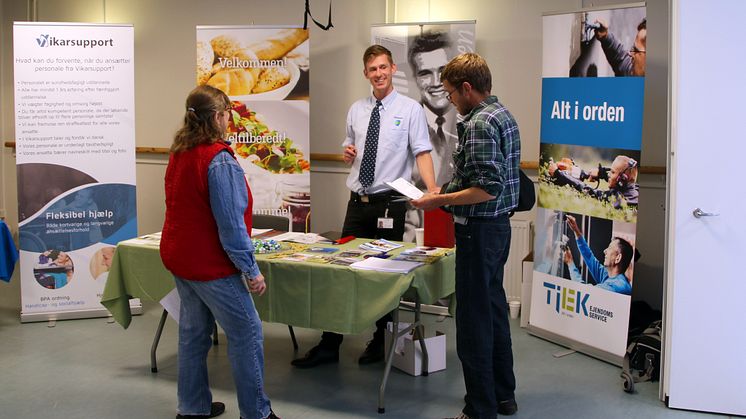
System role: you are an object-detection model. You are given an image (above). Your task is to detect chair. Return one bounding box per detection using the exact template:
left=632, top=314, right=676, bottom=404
left=251, top=213, right=299, bottom=351
left=253, top=214, right=291, bottom=232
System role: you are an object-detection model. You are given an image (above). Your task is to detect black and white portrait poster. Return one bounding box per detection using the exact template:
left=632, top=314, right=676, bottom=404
left=371, top=22, right=475, bottom=241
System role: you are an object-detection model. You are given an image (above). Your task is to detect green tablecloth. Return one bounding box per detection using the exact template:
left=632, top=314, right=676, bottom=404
left=101, top=237, right=455, bottom=334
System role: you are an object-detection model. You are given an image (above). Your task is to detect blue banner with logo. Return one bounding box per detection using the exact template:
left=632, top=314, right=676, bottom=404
left=530, top=6, right=646, bottom=360
left=13, top=22, right=137, bottom=321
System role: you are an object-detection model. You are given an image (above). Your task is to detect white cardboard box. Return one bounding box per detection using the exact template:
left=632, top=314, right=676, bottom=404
left=385, top=322, right=446, bottom=376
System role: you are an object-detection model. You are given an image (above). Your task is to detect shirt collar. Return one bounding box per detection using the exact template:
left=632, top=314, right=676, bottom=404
left=462, top=95, right=498, bottom=122
left=370, top=89, right=398, bottom=111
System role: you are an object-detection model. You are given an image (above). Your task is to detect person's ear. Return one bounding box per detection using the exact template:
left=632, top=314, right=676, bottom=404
left=614, top=252, right=622, bottom=265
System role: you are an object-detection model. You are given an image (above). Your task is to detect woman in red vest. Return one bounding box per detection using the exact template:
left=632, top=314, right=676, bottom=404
left=160, top=85, right=279, bottom=419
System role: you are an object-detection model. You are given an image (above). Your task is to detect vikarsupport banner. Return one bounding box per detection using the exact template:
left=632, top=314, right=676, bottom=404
left=530, top=6, right=646, bottom=361
left=13, top=22, right=138, bottom=322
left=371, top=21, right=475, bottom=242
left=196, top=26, right=310, bottom=232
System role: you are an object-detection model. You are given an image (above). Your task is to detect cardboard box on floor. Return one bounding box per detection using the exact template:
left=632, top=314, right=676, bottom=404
left=385, top=322, right=446, bottom=376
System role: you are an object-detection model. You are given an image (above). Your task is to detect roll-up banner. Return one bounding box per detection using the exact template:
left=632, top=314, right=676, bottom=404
left=530, top=5, right=646, bottom=364
left=371, top=21, right=475, bottom=242
left=196, top=26, right=310, bottom=232
left=13, top=22, right=138, bottom=322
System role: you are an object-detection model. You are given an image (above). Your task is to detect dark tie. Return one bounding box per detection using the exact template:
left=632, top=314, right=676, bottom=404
left=359, top=100, right=382, bottom=189
left=435, top=115, right=445, bottom=141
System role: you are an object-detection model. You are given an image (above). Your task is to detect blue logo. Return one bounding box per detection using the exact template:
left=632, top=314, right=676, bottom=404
left=36, top=34, right=49, bottom=47
left=543, top=282, right=589, bottom=316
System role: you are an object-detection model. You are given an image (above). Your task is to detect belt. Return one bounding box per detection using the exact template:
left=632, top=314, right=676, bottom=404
left=350, top=190, right=395, bottom=204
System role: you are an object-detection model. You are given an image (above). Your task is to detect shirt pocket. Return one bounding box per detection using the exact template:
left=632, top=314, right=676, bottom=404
left=380, top=116, right=409, bottom=151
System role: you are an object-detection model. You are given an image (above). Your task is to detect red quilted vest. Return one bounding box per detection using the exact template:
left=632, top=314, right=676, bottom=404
left=160, top=141, right=253, bottom=281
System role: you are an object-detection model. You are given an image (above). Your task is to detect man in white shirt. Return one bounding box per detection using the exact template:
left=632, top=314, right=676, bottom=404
left=291, top=44, right=437, bottom=368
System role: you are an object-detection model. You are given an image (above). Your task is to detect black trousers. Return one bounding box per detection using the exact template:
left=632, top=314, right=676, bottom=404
left=319, top=192, right=406, bottom=348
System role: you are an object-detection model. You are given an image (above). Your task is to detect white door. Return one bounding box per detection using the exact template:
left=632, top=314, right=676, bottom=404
left=664, top=0, right=746, bottom=415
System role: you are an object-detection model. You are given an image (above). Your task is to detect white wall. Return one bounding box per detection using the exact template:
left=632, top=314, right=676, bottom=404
left=0, top=0, right=668, bottom=311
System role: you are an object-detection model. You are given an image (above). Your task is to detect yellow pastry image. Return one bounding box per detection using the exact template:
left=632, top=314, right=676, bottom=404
left=196, top=41, right=214, bottom=85
left=198, top=29, right=309, bottom=99
left=207, top=68, right=256, bottom=96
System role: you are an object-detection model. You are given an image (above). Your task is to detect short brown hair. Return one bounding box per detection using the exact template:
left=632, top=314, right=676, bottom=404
left=362, top=44, right=393, bottom=67
left=171, top=85, right=231, bottom=153
left=440, top=52, right=492, bottom=95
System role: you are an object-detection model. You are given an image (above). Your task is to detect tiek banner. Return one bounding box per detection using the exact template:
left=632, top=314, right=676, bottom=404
left=371, top=21, right=475, bottom=242
left=196, top=26, right=310, bottom=232
left=530, top=6, right=647, bottom=361
left=13, top=22, right=138, bottom=322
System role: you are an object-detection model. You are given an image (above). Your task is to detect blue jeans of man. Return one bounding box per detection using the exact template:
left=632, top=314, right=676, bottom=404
left=455, top=215, right=516, bottom=419
left=174, top=274, right=271, bottom=419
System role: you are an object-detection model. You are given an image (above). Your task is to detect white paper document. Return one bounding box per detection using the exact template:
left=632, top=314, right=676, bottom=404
left=385, top=178, right=424, bottom=200
left=251, top=228, right=272, bottom=237
left=159, top=288, right=181, bottom=324
left=270, top=232, right=332, bottom=244
left=350, top=257, right=423, bottom=274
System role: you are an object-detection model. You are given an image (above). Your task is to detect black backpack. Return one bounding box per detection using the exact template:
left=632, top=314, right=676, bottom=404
left=621, top=320, right=662, bottom=393
left=510, top=169, right=535, bottom=215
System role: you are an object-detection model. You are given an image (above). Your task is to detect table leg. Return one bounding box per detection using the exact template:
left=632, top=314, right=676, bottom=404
left=288, top=325, right=299, bottom=350
left=378, top=307, right=400, bottom=414
left=414, top=295, right=429, bottom=376
left=151, top=309, right=169, bottom=373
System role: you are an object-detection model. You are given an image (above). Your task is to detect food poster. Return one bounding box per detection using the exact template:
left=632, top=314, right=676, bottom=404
left=371, top=22, right=475, bottom=242
left=13, top=23, right=138, bottom=321
left=529, top=6, right=646, bottom=360
left=196, top=26, right=310, bottom=232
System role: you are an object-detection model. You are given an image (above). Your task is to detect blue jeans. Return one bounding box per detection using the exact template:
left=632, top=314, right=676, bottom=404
left=454, top=216, right=516, bottom=419
left=174, top=274, right=271, bottom=419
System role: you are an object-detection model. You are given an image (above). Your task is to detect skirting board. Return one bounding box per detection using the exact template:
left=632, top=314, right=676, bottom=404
left=527, top=324, right=623, bottom=367
left=21, top=304, right=142, bottom=323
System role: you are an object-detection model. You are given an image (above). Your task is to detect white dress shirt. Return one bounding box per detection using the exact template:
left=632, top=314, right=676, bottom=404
left=343, top=90, right=432, bottom=194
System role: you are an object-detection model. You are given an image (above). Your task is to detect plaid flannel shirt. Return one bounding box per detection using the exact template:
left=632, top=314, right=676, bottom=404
left=445, top=96, right=521, bottom=217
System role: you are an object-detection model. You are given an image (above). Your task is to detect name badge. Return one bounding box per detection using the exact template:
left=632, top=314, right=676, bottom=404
left=377, top=217, right=394, bottom=229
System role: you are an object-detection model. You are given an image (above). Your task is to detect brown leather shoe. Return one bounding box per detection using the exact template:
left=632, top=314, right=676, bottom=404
left=358, top=339, right=385, bottom=365
left=498, top=399, right=518, bottom=415
left=176, top=401, right=225, bottom=418
left=242, top=410, right=280, bottom=419
left=290, top=344, right=339, bottom=368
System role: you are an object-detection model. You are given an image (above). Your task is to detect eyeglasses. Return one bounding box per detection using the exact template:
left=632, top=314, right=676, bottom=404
left=446, top=82, right=464, bottom=101
left=446, top=87, right=459, bottom=101
left=629, top=46, right=646, bottom=55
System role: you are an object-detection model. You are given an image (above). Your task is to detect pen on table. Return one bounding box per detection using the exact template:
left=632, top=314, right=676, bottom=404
left=335, top=235, right=355, bottom=245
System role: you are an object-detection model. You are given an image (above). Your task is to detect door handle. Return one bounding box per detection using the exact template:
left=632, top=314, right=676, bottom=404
left=692, top=208, right=719, bottom=218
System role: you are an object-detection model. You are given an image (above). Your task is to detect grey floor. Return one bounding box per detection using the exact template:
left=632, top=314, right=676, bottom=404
left=0, top=301, right=727, bottom=419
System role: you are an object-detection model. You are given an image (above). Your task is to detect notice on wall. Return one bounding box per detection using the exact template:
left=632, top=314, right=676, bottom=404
left=13, top=22, right=138, bottom=321
left=196, top=26, right=310, bottom=232
left=530, top=6, right=646, bottom=361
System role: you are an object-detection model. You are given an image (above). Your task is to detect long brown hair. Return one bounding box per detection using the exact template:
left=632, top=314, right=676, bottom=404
left=171, top=85, right=231, bottom=152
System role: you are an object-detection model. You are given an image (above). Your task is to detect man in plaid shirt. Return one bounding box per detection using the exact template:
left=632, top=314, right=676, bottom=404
left=412, top=52, right=520, bottom=419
